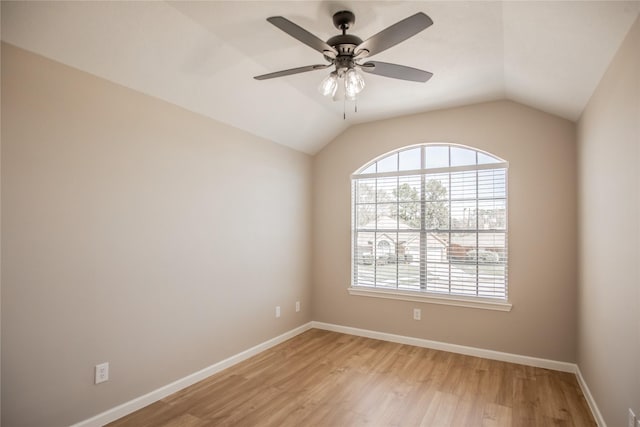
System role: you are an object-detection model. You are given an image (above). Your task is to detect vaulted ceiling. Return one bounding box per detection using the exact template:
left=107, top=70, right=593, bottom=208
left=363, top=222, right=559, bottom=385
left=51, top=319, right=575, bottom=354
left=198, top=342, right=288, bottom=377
left=2, top=1, right=639, bottom=154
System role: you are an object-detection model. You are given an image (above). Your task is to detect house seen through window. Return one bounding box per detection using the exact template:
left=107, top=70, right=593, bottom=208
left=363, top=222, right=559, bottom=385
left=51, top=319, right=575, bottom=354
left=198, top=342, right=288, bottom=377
left=351, top=144, right=508, bottom=300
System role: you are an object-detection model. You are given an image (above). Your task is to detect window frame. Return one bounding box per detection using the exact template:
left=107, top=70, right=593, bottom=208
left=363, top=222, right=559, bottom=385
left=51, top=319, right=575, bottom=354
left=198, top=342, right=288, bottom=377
left=349, top=143, right=512, bottom=311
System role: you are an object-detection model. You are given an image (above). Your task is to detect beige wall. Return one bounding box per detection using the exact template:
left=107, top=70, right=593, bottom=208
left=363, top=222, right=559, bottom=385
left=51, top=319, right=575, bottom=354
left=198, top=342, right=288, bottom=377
left=577, top=16, right=640, bottom=427
left=1, top=43, right=312, bottom=427
left=312, top=100, right=578, bottom=362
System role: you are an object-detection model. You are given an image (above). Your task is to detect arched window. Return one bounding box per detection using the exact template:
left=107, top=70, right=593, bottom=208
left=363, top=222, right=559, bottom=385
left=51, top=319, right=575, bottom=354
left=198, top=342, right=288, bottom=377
left=351, top=144, right=509, bottom=306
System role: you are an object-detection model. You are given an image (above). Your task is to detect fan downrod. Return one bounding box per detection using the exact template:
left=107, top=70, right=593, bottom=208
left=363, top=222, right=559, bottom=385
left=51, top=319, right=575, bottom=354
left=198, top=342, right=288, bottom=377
left=332, top=10, right=355, bottom=32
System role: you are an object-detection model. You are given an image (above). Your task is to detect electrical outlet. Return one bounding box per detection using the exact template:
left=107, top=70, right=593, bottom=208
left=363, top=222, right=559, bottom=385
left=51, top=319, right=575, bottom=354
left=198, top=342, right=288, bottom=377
left=629, top=408, right=636, bottom=427
left=95, top=362, right=109, bottom=384
left=295, top=301, right=300, bottom=312
left=413, top=308, right=421, bottom=320
left=275, top=306, right=281, bottom=318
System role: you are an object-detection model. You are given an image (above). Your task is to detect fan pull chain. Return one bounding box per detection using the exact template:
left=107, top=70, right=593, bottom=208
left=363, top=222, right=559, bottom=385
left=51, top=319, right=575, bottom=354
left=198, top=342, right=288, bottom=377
left=342, top=99, right=358, bottom=120
left=343, top=96, right=346, bottom=120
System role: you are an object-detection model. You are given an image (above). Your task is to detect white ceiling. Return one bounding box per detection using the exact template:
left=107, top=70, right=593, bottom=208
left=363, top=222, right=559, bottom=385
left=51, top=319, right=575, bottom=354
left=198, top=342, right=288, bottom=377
left=2, top=1, right=639, bottom=154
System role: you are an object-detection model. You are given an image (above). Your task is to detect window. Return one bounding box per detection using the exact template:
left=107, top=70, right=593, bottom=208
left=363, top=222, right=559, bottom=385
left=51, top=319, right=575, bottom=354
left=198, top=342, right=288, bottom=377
left=350, top=144, right=509, bottom=310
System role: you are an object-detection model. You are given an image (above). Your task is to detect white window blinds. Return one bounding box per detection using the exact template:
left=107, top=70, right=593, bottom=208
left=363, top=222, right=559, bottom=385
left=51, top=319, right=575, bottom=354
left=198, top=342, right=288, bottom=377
left=352, top=144, right=508, bottom=300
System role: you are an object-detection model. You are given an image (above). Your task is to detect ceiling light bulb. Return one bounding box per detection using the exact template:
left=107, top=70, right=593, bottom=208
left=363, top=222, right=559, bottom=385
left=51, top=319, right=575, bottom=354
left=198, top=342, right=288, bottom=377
left=345, top=68, right=365, bottom=98
left=319, top=72, right=338, bottom=97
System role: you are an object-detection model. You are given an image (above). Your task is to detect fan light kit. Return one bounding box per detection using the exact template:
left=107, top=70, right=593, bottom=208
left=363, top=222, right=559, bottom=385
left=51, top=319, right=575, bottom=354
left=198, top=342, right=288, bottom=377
left=254, top=10, right=434, bottom=117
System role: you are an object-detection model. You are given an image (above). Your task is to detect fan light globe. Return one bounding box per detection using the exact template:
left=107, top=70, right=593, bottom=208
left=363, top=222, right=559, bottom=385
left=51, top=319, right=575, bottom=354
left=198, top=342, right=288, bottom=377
left=345, top=68, right=365, bottom=98
left=319, top=72, right=338, bottom=97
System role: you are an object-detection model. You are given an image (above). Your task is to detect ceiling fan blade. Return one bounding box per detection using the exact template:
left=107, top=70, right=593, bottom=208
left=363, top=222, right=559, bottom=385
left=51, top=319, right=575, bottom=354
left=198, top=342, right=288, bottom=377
left=355, top=12, right=433, bottom=58
left=267, top=16, right=338, bottom=58
left=361, top=61, right=433, bottom=82
left=254, top=64, right=330, bottom=80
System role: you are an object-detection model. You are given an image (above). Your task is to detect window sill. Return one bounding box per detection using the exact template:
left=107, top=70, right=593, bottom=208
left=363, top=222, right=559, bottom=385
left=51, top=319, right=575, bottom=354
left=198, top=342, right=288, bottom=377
left=347, top=287, right=512, bottom=312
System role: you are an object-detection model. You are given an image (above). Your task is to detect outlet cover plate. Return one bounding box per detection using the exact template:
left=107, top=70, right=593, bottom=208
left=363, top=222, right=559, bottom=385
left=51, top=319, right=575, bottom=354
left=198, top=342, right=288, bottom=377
left=95, top=362, right=109, bottom=384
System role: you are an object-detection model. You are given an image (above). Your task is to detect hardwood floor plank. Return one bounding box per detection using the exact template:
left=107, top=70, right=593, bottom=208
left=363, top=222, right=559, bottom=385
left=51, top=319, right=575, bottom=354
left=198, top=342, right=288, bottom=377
left=108, top=329, right=595, bottom=427
left=482, top=403, right=512, bottom=426
left=419, top=391, right=459, bottom=426
left=157, top=413, right=209, bottom=427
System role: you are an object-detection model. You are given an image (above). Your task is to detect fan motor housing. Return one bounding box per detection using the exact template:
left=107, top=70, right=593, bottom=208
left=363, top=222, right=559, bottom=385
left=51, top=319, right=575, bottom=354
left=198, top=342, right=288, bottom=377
left=327, top=34, right=363, bottom=55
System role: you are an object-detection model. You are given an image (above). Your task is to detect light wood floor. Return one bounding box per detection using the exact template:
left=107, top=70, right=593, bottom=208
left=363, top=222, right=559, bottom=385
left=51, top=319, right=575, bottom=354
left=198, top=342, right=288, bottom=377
left=108, top=329, right=595, bottom=426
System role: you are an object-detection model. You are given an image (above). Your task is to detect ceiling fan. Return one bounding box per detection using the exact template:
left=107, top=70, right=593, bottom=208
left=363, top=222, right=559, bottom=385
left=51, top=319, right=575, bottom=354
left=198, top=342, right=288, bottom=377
left=254, top=10, right=433, bottom=102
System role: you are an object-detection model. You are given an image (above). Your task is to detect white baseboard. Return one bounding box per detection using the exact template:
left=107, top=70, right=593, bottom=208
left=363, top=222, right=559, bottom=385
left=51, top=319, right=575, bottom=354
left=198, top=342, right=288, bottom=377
left=575, top=366, right=607, bottom=427
left=312, top=321, right=576, bottom=372
left=72, top=320, right=605, bottom=427
left=71, top=322, right=313, bottom=427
